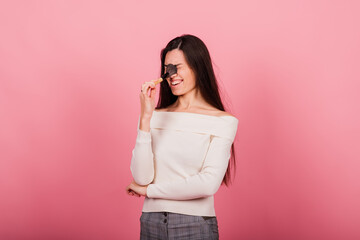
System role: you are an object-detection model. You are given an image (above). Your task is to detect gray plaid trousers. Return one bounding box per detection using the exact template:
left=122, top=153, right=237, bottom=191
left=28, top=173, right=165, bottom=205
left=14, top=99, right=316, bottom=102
left=140, top=212, right=219, bottom=240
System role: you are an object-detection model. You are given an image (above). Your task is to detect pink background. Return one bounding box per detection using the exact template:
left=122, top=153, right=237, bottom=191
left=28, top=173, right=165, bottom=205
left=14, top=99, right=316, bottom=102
left=1, top=0, right=359, bottom=239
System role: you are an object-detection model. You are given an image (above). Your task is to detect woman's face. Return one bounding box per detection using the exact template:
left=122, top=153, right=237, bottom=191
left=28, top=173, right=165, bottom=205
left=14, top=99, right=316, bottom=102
left=164, top=49, right=197, bottom=96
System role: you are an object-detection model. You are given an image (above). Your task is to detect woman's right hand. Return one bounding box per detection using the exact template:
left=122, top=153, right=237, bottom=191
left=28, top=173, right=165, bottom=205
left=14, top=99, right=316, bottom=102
left=139, top=80, right=157, bottom=131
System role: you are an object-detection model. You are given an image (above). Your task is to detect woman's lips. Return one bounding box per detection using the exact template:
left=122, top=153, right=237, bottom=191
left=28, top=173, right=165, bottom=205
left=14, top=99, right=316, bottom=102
left=170, top=79, right=183, bottom=87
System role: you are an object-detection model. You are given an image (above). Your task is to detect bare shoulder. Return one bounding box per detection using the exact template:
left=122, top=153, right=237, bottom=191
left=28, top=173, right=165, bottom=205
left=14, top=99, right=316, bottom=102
left=202, top=107, right=236, bottom=118
left=213, top=110, right=236, bottom=118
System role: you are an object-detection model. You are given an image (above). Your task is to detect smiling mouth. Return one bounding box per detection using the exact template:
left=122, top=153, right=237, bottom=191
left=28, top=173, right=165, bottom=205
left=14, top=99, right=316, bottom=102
left=170, top=80, right=183, bottom=86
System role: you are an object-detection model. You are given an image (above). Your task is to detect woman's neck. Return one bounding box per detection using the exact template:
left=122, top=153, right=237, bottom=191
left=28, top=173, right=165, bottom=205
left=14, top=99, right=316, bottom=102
left=171, top=88, right=209, bottom=111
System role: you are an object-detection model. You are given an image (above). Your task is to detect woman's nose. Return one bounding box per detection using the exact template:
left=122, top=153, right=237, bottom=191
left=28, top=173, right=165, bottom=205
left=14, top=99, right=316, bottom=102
left=170, top=72, right=177, bottom=79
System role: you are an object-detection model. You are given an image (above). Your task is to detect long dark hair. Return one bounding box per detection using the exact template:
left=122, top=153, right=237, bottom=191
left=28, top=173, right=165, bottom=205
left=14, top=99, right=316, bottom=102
left=156, top=34, right=236, bottom=186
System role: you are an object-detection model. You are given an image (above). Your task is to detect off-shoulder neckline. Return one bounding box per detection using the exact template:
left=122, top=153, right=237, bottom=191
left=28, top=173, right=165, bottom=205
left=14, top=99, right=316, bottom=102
left=153, top=110, right=238, bottom=121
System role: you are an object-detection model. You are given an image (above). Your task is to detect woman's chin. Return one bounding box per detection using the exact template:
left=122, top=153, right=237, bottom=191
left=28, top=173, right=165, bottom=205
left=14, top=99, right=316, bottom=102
left=171, top=90, right=183, bottom=96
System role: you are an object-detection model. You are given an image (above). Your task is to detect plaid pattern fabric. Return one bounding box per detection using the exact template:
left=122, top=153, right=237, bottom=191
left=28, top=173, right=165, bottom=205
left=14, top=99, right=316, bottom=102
left=140, top=212, right=219, bottom=240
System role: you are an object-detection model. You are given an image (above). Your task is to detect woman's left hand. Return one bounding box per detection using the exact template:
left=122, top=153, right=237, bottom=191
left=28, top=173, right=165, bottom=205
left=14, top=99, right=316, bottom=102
left=126, top=180, right=148, bottom=197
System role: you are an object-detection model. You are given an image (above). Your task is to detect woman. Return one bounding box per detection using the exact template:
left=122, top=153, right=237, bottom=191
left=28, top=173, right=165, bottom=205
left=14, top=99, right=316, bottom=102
left=126, top=34, right=238, bottom=239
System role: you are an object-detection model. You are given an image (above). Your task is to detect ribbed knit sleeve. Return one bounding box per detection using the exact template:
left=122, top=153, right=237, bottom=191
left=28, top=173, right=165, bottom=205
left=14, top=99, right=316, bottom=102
left=146, top=134, right=233, bottom=200
left=130, top=129, right=154, bottom=185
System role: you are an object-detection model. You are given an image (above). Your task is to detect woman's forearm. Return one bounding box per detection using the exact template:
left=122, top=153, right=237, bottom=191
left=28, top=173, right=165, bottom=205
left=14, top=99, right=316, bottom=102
left=139, top=116, right=151, bottom=132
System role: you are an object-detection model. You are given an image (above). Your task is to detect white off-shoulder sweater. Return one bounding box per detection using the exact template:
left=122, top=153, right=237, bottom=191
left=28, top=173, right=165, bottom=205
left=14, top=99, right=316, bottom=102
left=130, top=111, right=238, bottom=216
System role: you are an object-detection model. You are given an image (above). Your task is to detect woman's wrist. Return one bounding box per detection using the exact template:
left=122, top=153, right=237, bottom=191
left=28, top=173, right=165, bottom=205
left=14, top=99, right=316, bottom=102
left=139, top=117, right=151, bottom=132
